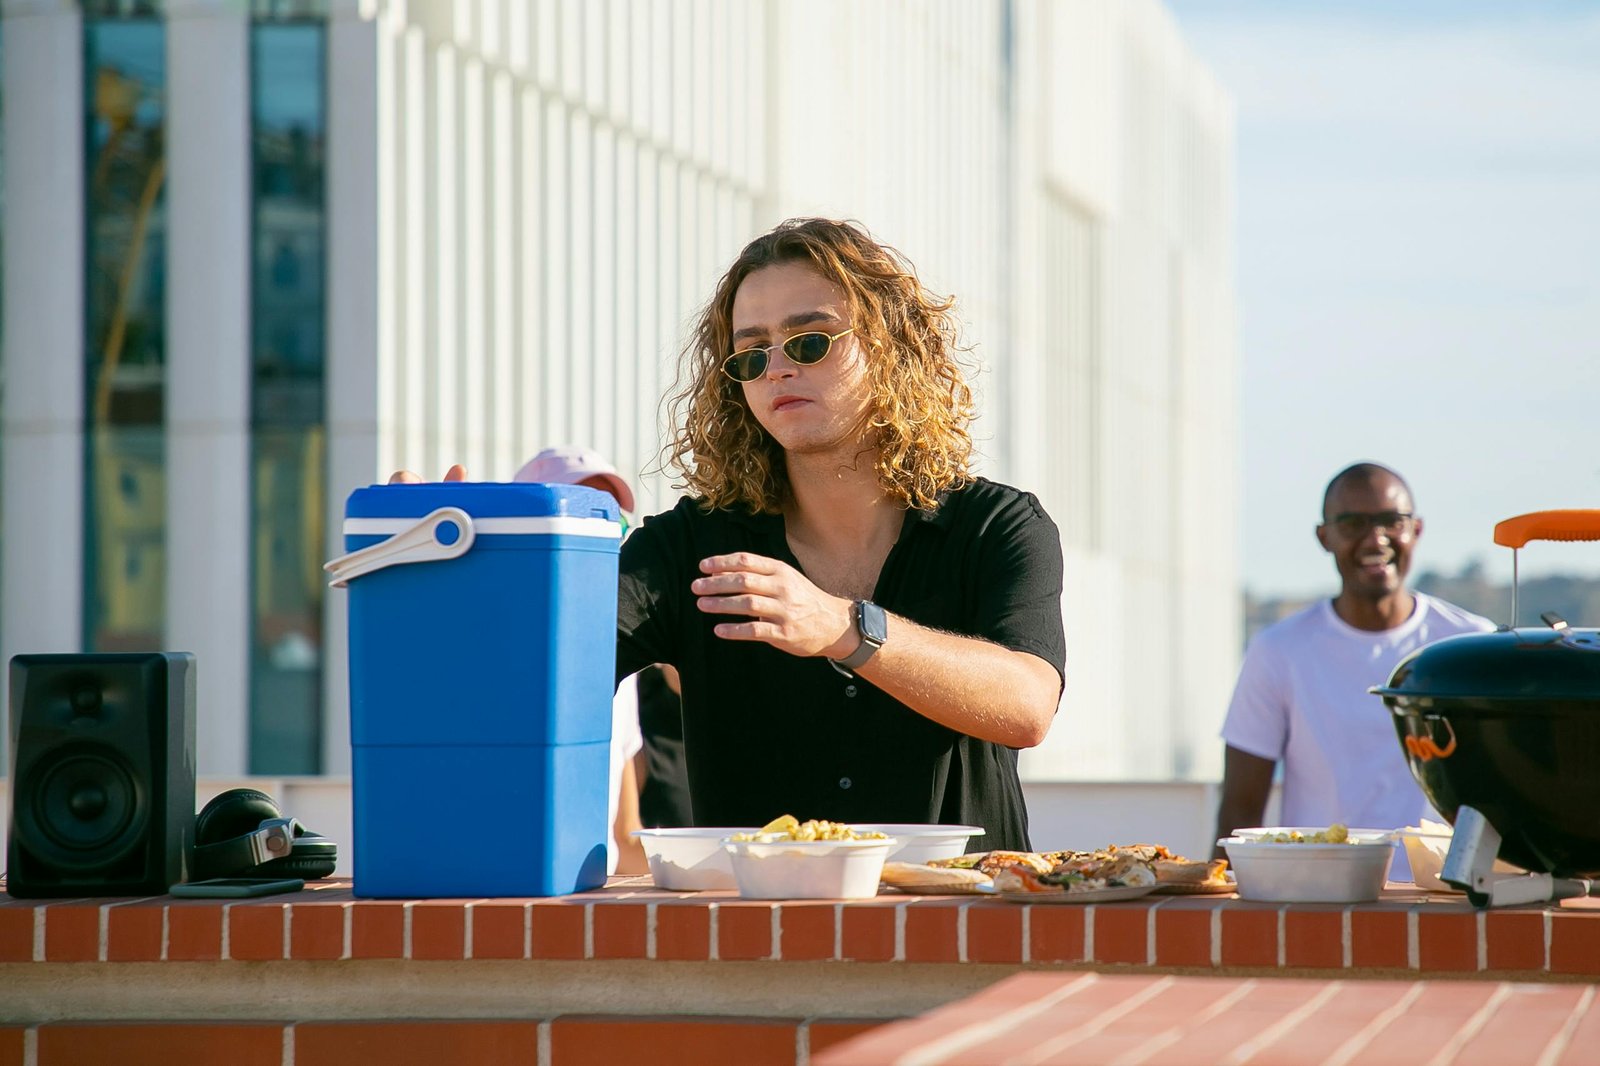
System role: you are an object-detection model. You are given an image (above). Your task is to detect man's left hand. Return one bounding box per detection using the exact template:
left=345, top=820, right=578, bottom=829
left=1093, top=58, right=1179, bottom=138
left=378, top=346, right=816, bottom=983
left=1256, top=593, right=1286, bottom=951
left=692, top=553, right=856, bottom=660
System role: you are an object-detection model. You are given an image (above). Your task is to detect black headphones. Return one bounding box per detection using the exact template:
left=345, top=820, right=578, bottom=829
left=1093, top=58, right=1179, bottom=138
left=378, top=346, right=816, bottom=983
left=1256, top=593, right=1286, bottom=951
left=192, top=788, right=338, bottom=881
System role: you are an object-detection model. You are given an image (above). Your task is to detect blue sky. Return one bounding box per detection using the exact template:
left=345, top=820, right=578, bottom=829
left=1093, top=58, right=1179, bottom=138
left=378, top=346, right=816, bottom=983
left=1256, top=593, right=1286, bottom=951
left=1168, top=0, right=1600, bottom=598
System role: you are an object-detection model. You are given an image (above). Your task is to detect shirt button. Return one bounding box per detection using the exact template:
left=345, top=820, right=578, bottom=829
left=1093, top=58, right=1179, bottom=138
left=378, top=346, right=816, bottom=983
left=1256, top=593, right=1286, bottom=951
left=845, top=685, right=858, bottom=697
left=838, top=777, right=852, bottom=790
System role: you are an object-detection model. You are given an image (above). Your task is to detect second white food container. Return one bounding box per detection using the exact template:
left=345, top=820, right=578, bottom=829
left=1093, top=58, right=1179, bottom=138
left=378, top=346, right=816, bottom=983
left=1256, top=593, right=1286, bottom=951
left=851, top=824, right=984, bottom=865
left=723, top=837, right=897, bottom=900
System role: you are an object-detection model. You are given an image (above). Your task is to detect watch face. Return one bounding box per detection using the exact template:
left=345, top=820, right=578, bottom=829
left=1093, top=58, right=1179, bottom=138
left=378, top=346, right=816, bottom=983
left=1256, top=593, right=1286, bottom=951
left=859, top=600, right=889, bottom=644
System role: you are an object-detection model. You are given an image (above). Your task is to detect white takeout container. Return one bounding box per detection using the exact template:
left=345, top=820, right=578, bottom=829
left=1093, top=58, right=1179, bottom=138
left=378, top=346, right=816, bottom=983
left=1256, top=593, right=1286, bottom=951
left=1397, top=825, right=1520, bottom=892
left=1219, top=827, right=1397, bottom=903
left=851, top=824, right=985, bottom=865
left=722, top=836, right=897, bottom=900
left=633, top=827, right=757, bottom=891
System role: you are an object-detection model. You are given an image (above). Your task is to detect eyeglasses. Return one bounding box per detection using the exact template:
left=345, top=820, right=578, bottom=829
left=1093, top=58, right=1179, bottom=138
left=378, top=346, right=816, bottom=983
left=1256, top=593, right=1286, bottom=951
left=721, top=327, right=855, bottom=383
left=1328, top=511, right=1418, bottom=537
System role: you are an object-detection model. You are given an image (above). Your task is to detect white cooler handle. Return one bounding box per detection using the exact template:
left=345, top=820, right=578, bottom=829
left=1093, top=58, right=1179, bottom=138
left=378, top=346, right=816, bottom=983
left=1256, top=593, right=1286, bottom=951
left=323, top=506, right=476, bottom=587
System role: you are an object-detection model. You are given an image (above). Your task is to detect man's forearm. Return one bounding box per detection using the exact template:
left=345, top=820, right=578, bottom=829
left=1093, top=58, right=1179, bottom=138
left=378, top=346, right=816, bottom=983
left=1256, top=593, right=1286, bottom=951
left=850, top=613, right=1060, bottom=748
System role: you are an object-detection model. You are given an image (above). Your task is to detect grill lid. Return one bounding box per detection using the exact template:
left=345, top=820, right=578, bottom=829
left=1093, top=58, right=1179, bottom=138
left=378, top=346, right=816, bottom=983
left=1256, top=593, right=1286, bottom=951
left=1373, top=624, right=1600, bottom=704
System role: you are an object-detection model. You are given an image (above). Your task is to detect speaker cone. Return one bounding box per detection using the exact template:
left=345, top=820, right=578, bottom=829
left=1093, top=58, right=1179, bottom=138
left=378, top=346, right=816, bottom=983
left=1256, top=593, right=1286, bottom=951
left=16, top=746, right=146, bottom=870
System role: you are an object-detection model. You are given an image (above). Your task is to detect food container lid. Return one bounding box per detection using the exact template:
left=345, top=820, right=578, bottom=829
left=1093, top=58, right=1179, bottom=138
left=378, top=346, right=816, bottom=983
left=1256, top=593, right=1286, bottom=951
left=1371, top=626, right=1600, bottom=706
left=722, top=836, right=897, bottom=853
left=1220, top=827, right=1396, bottom=853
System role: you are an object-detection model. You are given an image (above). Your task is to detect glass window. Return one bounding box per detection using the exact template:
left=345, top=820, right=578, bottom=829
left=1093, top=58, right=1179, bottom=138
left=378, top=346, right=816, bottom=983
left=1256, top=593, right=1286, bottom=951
left=249, top=20, right=326, bottom=774
left=83, top=2, right=164, bottom=15
left=250, top=0, right=328, bottom=17
left=83, top=18, right=167, bottom=653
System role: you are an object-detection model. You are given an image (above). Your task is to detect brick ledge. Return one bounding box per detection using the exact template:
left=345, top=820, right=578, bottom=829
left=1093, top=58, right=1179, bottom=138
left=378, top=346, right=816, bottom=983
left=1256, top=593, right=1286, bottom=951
left=3, top=881, right=1597, bottom=978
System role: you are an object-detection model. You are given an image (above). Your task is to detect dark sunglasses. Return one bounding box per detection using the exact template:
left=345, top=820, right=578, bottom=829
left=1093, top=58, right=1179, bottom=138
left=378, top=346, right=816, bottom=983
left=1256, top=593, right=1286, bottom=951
left=721, top=327, right=855, bottom=383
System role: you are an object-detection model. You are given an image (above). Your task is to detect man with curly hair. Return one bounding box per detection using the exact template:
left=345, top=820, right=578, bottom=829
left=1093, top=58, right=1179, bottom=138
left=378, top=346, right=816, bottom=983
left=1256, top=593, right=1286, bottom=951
left=394, top=219, right=1065, bottom=852
left=620, top=218, right=1065, bottom=852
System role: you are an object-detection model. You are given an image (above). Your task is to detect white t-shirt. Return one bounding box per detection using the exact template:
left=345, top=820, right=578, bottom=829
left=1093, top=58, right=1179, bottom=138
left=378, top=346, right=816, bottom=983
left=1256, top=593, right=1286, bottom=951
left=607, top=675, right=645, bottom=875
left=1221, top=592, right=1494, bottom=879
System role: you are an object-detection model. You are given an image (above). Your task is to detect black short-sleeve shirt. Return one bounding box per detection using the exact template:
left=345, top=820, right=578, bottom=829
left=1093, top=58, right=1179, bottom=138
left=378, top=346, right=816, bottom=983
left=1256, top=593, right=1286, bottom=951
left=615, top=477, right=1066, bottom=853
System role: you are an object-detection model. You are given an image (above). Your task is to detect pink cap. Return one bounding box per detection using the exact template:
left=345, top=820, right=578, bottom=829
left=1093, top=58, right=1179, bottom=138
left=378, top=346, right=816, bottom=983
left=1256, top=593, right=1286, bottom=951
left=512, top=445, right=636, bottom=513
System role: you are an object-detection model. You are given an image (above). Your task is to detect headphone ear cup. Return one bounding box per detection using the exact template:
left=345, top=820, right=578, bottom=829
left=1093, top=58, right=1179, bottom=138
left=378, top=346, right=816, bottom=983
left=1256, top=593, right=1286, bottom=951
left=195, top=788, right=283, bottom=848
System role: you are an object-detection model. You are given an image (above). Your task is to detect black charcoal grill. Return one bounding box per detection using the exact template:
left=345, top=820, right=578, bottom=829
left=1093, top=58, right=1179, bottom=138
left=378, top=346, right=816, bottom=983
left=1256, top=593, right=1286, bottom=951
left=1372, top=510, right=1600, bottom=907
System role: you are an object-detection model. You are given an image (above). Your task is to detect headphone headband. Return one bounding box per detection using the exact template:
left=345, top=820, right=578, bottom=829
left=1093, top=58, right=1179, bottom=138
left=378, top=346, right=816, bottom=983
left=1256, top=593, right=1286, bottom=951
left=193, top=812, right=336, bottom=881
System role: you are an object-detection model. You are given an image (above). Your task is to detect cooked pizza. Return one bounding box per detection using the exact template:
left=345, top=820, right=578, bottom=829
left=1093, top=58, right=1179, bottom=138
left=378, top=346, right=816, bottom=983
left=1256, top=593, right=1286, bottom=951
left=1153, top=856, right=1231, bottom=886
left=928, top=844, right=1228, bottom=892
left=1050, top=844, right=1228, bottom=887
left=929, top=850, right=1055, bottom=878
left=993, top=852, right=1157, bottom=894
left=879, top=861, right=993, bottom=891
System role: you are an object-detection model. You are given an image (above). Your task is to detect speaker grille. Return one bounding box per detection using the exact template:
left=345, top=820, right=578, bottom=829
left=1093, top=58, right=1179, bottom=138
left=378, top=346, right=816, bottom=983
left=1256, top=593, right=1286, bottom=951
left=18, top=745, right=146, bottom=868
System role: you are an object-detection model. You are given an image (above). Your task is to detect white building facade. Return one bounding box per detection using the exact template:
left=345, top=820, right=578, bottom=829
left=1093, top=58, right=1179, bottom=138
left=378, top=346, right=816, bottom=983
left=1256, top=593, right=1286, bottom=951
left=1, top=0, right=1237, bottom=786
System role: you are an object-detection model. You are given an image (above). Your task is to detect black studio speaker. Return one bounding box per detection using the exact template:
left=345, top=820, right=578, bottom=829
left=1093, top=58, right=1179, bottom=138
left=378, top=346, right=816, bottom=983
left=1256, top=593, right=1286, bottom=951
left=6, top=653, right=196, bottom=898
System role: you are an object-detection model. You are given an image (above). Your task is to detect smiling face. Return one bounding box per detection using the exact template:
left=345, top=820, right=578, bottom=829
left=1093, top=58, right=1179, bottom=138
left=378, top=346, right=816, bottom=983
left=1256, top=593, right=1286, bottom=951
left=728, top=260, right=873, bottom=458
left=1316, top=470, right=1424, bottom=600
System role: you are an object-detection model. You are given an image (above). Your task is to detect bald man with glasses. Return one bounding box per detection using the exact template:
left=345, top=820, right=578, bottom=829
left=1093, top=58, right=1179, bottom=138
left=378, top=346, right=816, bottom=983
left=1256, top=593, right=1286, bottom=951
left=1212, top=463, right=1494, bottom=878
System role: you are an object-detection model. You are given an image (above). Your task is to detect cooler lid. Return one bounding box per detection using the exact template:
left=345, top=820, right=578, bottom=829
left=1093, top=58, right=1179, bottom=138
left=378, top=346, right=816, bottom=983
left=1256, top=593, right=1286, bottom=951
left=345, top=481, right=621, bottom=523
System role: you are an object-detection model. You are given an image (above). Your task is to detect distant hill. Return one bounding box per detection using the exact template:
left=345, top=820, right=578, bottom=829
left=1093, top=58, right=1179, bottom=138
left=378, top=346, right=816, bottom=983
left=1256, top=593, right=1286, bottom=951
left=1242, top=563, right=1600, bottom=648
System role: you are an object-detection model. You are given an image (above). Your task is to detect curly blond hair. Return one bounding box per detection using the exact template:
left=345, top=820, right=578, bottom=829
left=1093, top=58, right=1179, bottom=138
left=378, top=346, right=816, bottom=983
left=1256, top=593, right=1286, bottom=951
left=664, top=218, right=975, bottom=514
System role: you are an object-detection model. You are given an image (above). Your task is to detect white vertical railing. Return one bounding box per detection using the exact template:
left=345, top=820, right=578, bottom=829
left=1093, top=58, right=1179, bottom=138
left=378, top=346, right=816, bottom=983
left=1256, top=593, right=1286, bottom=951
left=165, top=0, right=252, bottom=776
left=322, top=0, right=387, bottom=776
left=0, top=2, right=87, bottom=759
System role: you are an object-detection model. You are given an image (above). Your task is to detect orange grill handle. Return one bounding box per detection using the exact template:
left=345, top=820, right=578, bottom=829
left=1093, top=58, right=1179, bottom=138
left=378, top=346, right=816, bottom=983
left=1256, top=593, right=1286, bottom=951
left=1494, top=510, right=1600, bottom=549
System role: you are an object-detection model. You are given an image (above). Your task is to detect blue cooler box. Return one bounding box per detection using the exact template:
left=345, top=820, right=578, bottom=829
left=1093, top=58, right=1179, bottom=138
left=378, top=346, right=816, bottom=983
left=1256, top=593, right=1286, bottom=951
left=327, top=482, right=621, bottom=898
